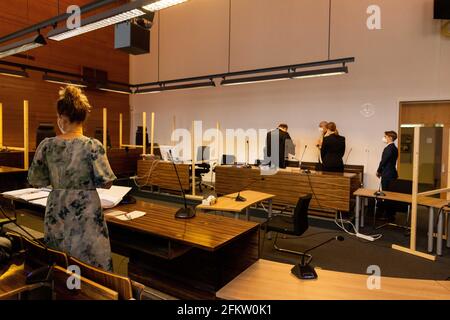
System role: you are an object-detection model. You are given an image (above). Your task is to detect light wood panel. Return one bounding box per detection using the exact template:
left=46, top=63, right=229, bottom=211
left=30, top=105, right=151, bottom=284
left=0, top=0, right=130, bottom=149
left=159, top=0, right=229, bottom=80
left=197, top=190, right=274, bottom=213
left=215, top=166, right=360, bottom=212
left=230, top=0, right=330, bottom=71
left=216, top=259, right=450, bottom=300
left=137, top=159, right=191, bottom=192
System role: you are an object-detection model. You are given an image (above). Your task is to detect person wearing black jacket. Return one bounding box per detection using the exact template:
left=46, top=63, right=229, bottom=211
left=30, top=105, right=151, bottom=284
left=376, top=131, right=399, bottom=190
left=266, top=124, right=294, bottom=169
left=320, top=122, right=345, bottom=172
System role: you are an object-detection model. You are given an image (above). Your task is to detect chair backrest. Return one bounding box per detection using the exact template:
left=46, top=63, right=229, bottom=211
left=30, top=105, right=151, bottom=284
left=21, top=235, right=68, bottom=269
left=292, top=194, right=312, bottom=235
left=68, top=256, right=133, bottom=300
left=52, top=265, right=119, bottom=300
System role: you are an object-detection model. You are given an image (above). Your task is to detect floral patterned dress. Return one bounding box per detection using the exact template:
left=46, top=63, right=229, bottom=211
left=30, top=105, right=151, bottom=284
left=28, top=136, right=117, bottom=271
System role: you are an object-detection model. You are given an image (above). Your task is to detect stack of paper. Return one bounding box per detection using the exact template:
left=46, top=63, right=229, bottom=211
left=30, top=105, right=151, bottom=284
left=96, top=186, right=132, bottom=209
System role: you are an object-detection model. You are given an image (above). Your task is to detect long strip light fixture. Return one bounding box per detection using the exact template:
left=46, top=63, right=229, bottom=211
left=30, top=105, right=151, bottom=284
left=136, top=80, right=215, bottom=95
left=0, top=34, right=46, bottom=59
left=48, top=0, right=189, bottom=41
left=134, top=57, right=354, bottom=94
left=43, top=74, right=87, bottom=88
left=0, top=67, right=29, bottom=78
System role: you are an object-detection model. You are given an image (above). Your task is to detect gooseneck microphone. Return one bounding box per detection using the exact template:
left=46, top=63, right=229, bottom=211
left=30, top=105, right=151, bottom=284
left=291, top=235, right=344, bottom=280
left=235, top=177, right=265, bottom=202
left=299, top=145, right=310, bottom=173
left=168, top=150, right=195, bottom=219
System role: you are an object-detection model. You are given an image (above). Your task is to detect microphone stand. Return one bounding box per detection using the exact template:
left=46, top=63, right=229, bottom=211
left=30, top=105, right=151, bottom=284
left=169, top=151, right=195, bottom=219
left=291, top=236, right=344, bottom=280
left=299, top=145, right=310, bottom=174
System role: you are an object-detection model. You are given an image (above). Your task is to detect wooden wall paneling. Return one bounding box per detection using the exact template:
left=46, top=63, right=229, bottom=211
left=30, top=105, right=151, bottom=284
left=0, top=0, right=130, bottom=150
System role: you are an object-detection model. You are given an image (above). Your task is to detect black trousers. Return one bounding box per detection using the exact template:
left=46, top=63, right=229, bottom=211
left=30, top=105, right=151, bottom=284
left=381, top=176, right=397, bottom=216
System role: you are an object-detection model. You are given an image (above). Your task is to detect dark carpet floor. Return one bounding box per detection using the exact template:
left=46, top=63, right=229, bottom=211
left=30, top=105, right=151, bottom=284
left=138, top=191, right=450, bottom=281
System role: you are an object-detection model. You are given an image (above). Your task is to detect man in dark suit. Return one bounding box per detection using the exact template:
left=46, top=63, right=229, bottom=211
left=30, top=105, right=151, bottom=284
left=376, top=131, right=399, bottom=220
left=376, top=131, right=399, bottom=190
left=266, top=124, right=294, bottom=169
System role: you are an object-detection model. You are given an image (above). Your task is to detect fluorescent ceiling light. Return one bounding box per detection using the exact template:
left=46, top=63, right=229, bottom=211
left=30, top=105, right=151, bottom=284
left=47, top=0, right=190, bottom=42
left=98, top=85, right=132, bottom=95
left=291, top=66, right=348, bottom=79
left=143, top=0, right=189, bottom=12
left=135, top=87, right=162, bottom=95
left=0, top=67, right=29, bottom=78
left=221, top=66, right=348, bottom=86
left=400, top=124, right=425, bottom=128
left=0, top=34, right=46, bottom=59
left=136, top=80, right=215, bottom=94
left=43, top=74, right=87, bottom=87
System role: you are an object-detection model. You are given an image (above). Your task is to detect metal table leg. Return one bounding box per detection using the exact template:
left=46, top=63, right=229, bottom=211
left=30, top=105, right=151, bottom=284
left=268, top=199, right=273, bottom=219
left=234, top=212, right=239, bottom=219
left=245, top=208, right=249, bottom=221
left=355, top=195, right=360, bottom=233
left=361, top=198, right=365, bottom=228
left=437, top=209, right=443, bottom=256
left=428, top=207, right=434, bottom=253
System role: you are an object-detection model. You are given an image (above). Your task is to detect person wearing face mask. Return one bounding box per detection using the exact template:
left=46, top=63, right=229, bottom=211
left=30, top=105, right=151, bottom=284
left=28, top=86, right=116, bottom=271
left=320, top=122, right=345, bottom=172
left=376, top=131, right=399, bottom=191
left=315, top=121, right=328, bottom=170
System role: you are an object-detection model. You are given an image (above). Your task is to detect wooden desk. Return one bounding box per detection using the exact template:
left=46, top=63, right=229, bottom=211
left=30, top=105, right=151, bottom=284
left=215, top=166, right=360, bottom=214
left=196, top=190, right=275, bottom=220
left=216, top=259, right=450, bottom=300
left=354, top=188, right=450, bottom=256
left=105, top=200, right=260, bottom=299
left=137, top=159, right=190, bottom=192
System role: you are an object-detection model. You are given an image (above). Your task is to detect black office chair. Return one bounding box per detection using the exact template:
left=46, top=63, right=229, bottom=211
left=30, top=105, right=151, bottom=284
left=374, top=179, right=412, bottom=230
left=94, top=127, right=112, bottom=148
left=262, top=194, right=312, bottom=262
left=36, top=123, right=56, bottom=147
left=195, top=146, right=211, bottom=192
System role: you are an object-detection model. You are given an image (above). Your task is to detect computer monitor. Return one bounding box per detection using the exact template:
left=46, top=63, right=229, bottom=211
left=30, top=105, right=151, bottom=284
left=36, top=123, right=56, bottom=147
left=94, top=127, right=111, bottom=148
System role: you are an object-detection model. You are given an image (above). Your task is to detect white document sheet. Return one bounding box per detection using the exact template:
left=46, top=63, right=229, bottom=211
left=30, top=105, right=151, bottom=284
left=96, top=186, right=132, bottom=209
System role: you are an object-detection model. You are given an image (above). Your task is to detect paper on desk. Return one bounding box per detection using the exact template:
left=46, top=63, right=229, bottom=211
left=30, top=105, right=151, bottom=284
left=2, top=188, right=39, bottom=197
left=30, top=197, right=48, bottom=207
left=18, top=191, right=50, bottom=201
left=96, top=186, right=132, bottom=209
left=115, top=211, right=146, bottom=221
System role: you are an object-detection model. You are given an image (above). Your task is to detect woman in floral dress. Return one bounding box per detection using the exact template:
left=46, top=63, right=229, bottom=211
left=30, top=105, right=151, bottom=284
left=28, top=86, right=116, bottom=271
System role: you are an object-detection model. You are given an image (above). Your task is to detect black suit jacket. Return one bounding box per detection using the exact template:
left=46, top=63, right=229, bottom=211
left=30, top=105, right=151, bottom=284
left=321, top=134, right=345, bottom=172
left=266, top=129, right=292, bottom=169
left=377, top=143, right=398, bottom=179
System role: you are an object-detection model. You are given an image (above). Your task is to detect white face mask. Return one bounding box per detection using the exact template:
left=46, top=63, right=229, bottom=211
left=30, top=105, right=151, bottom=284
left=382, top=137, right=388, bottom=144
left=319, top=127, right=324, bottom=133
left=57, top=118, right=67, bottom=134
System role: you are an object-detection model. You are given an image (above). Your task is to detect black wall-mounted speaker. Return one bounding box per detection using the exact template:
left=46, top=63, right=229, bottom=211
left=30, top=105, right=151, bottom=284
left=434, top=0, right=450, bottom=19
left=115, top=21, right=150, bottom=55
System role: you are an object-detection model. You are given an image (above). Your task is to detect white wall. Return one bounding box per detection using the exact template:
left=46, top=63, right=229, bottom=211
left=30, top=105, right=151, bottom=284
left=130, top=0, right=450, bottom=188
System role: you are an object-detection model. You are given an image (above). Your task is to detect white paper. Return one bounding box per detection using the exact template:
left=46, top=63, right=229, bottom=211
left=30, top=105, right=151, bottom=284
left=2, top=188, right=39, bottom=197
left=105, top=210, right=127, bottom=217
left=30, top=197, right=48, bottom=207
left=19, top=191, right=50, bottom=201
left=115, top=211, right=146, bottom=221
left=96, top=186, right=132, bottom=209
